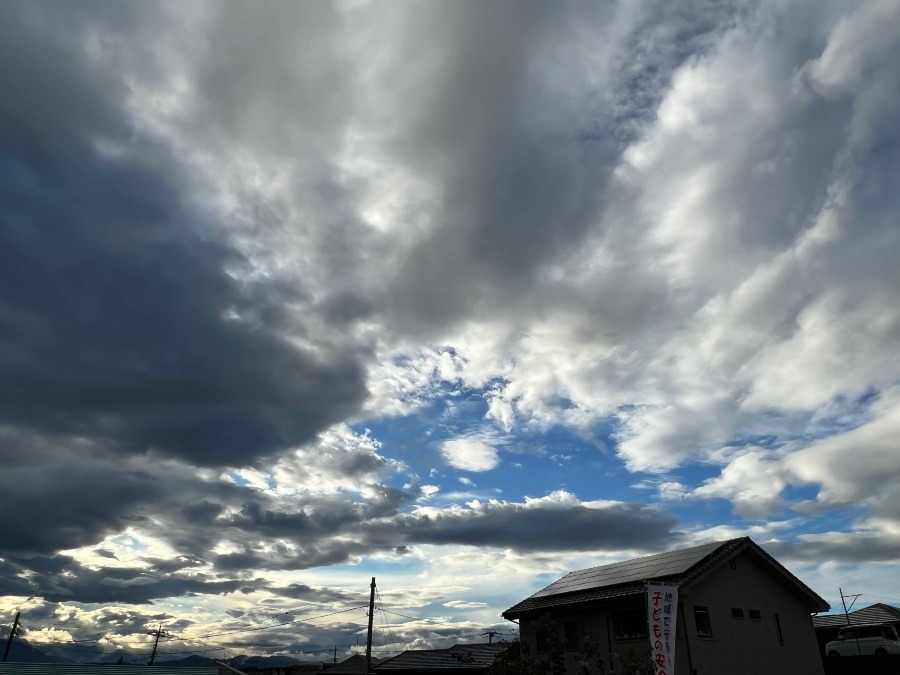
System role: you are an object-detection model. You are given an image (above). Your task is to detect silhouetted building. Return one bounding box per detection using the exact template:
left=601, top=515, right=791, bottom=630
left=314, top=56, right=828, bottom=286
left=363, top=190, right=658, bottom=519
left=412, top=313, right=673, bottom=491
left=503, top=537, right=828, bottom=675
left=373, top=643, right=504, bottom=675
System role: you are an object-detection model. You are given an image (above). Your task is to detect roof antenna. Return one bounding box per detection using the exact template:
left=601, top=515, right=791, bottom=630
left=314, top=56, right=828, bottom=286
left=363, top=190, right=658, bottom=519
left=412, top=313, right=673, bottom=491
left=839, top=588, right=861, bottom=625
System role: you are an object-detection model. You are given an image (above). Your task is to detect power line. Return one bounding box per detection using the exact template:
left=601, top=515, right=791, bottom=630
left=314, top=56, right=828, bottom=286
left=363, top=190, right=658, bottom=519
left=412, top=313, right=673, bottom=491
left=377, top=609, right=423, bottom=622
left=178, top=634, right=237, bottom=661
left=146, top=624, right=172, bottom=666
left=191, top=605, right=370, bottom=641
left=375, top=590, right=397, bottom=650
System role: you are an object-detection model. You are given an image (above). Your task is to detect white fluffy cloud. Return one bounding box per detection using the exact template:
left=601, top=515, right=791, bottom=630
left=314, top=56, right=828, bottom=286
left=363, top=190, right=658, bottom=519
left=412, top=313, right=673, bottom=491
left=441, top=438, right=500, bottom=472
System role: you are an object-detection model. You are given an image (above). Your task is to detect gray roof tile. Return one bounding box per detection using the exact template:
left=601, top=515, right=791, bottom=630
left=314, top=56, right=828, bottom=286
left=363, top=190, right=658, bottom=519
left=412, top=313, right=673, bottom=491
left=503, top=537, right=828, bottom=618
left=375, top=643, right=504, bottom=671
left=504, top=539, right=745, bottom=617
left=531, top=540, right=727, bottom=598
left=813, top=603, right=900, bottom=629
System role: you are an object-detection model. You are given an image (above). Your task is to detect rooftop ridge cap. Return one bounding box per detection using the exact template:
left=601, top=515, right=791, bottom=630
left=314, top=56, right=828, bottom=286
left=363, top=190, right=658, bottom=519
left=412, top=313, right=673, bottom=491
left=561, top=537, right=745, bottom=577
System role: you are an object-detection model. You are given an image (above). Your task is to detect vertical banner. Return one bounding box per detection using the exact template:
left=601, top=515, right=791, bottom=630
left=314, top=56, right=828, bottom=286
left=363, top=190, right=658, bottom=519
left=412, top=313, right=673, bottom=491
left=647, top=583, right=678, bottom=675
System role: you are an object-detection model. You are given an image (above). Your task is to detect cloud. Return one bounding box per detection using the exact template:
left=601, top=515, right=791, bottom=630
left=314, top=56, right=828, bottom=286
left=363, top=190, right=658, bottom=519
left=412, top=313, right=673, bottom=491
left=0, top=440, right=164, bottom=557
left=766, top=531, right=900, bottom=564
left=0, top=554, right=252, bottom=605
left=692, top=449, right=787, bottom=518
left=782, top=390, right=900, bottom=519
left=374, top=492, right=680, bottom=552
left=443, top=601, right=488, bottom=609
left=420, top=485, right=441, bottom=499
left=441, top=439, right=500, bottom=472
left=0, top=3, right=368, bottom=469
left=2, top=0, right=900, bottom=656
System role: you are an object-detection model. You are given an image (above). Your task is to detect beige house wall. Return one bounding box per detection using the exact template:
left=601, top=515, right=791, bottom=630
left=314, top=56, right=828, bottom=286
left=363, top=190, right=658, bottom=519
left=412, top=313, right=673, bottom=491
left=682, top=549, right=824, bottom=675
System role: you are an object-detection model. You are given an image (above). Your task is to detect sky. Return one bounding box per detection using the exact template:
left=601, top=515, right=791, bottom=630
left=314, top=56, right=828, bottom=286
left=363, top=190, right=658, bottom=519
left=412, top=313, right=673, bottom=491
left=1, top=0, right=900, bottom=664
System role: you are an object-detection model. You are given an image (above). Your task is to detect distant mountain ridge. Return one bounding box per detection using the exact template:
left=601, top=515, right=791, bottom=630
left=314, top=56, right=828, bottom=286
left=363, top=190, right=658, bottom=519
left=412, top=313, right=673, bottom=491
left=3, top=640, right=67, bottom=664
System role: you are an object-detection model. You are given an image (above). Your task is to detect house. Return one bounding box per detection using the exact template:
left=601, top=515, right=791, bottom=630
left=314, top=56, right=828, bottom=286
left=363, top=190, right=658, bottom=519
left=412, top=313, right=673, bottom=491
left=811, top=603, right=900, bottom=659
left=241, top=664, right=319, bottom=675
left=373, top=643, right=505, bottom=675
left=502, top=537, right=829, bottom=675
left=323, top=654, right=372, bottom=675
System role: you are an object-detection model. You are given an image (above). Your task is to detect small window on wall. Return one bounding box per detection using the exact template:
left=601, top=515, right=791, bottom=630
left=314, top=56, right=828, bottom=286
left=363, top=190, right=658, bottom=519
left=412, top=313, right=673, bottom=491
left=748, top=609, right=761, bottom=621
left=693, top=606, right=713, bottom=638
left=731, top=608, right=744, bottom=620
left=563, top=621, right=588, bottom=650
left=773, top=613, right=784, bottom=645
left=612, top=609, right=648, bottom=641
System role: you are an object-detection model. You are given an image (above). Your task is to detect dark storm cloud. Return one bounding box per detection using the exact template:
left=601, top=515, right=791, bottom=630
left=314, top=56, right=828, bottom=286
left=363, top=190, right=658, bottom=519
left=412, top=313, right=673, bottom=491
left=0, top=431, right=265, bottom=558
left=181, top=502, right=227, bottom=525
left=380, top=501, right=679, bottom=552
left=0, top=457, right=162, bottom=557
left=267, top=583, right=358, bottom=604
left=211, top=541, right=379, bottom=572
left=0, top=425, right=678, bottom=602
left=217, top=486, right=412, bottom=541
left=0, top=554, right=257, bottom=604
left=0, top=2, right=367, bottom=468
left=208, top=495, right=678, bottom=567
left=141, top=556, right=207, bottom=575
left=227, top=500, right=363, bottom=536
left=0, top=443, right=683, bottom=605
left=765, top=535, right=900, bottom=565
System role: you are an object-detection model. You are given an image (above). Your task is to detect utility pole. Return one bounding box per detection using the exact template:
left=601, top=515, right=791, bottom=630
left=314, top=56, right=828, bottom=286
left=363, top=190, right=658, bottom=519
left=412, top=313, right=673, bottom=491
left=480, top=630, right=501, bottom=644
left=839, top=588, right=861, bottom=625
left=147, top=624, right=170, bottom=666
left=333, top=644, right=337, bottom=664
left=365, top=577, right=376, bottom=675
left=3, top=611, right=20, bottom=662
left=839, top=588, right=863, bottom=656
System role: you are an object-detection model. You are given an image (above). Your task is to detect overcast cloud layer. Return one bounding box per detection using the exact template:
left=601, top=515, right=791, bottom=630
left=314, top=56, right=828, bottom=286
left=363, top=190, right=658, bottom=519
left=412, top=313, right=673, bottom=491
left=2, top=0, right=900, bottom=663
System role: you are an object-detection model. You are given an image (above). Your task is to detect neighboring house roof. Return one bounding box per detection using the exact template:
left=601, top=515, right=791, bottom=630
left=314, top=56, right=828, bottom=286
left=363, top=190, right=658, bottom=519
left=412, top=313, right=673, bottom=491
left=503, top=537, right=829, bottom=619
left=374, top=643, right=505, bottom=672
left=0, top=665, right=220, bottom=675
left=324, top=654, right=375, bottom=674
left=812, top=603, right=900, bottom=629
left=212, top=660, right=251, bottom=675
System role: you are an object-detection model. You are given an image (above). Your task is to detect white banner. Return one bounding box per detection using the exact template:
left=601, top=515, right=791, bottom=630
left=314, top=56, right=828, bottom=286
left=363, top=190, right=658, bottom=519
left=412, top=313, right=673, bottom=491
left=647, top=583, right=678, bottom=675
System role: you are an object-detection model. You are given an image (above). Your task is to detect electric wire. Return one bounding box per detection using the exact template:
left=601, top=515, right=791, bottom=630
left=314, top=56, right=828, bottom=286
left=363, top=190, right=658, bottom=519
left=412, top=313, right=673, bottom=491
left=378, top=609, right=424, bottom=622
left=178, top=604, right=371, bottom=640
left=375, top=589, right=397, bottom=649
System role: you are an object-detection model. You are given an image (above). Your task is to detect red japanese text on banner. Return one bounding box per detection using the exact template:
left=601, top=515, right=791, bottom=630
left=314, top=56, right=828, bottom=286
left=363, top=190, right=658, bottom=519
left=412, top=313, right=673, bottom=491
left=646, top=583, right=678, bottom=675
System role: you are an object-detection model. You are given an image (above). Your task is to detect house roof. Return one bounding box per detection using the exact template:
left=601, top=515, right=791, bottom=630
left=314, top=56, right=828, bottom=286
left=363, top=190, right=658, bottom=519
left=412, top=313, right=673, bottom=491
left=324, top=654, right=377, bottom=674
left=0, top=666, right=220, bottom=675
left=503, top=537, right=829, bottom=618
left=812, top=603, right=900, bottom=629
left=374, top=643, right=505, bottom=671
